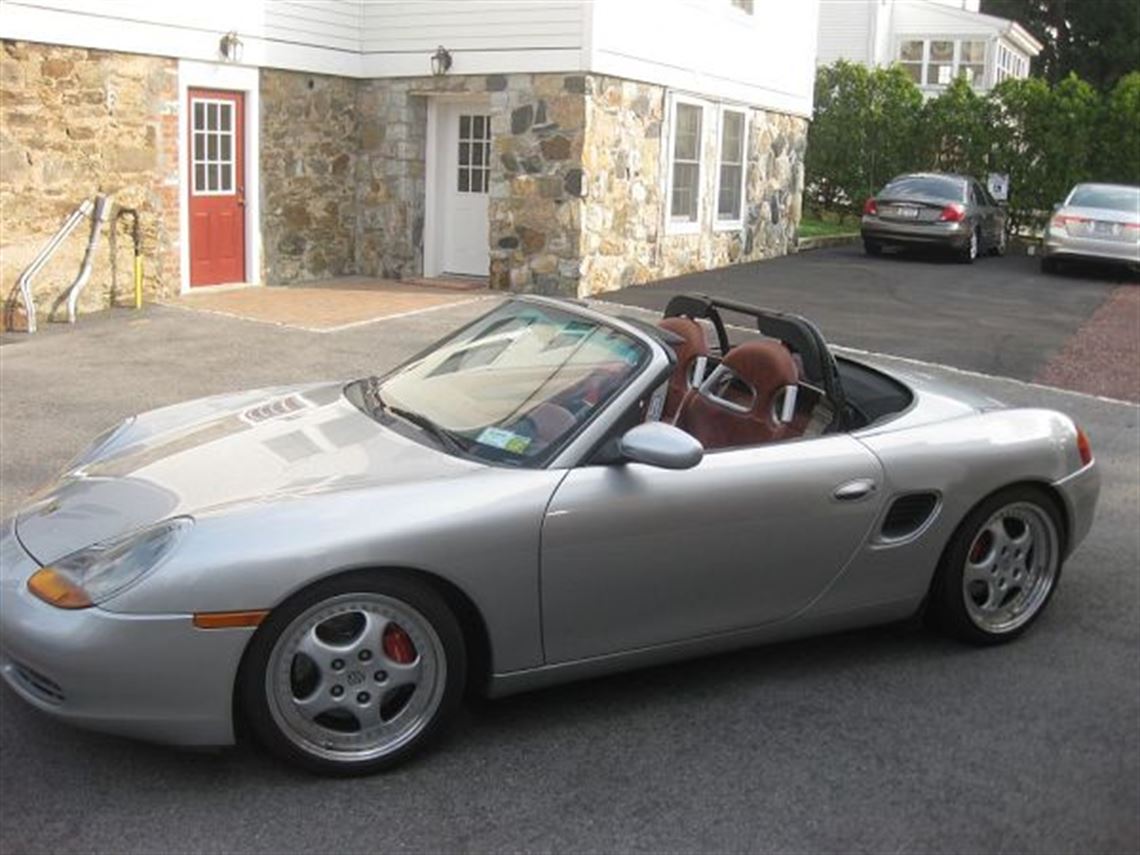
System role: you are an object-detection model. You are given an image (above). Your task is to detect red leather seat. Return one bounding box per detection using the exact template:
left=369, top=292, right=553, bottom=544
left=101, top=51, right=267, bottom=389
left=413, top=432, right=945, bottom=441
left=675, top=340, right=799, bottom=450
left=657, top=317, right=710, bottom=421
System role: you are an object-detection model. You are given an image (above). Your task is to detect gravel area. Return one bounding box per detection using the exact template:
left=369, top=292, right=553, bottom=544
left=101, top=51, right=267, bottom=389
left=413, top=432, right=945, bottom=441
left=1035, top=286, right=1140, bottom=402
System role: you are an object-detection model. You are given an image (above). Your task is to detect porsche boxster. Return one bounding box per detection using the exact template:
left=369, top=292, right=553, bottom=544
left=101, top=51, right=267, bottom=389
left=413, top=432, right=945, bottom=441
left=0, top=294, right=1100, bottom=774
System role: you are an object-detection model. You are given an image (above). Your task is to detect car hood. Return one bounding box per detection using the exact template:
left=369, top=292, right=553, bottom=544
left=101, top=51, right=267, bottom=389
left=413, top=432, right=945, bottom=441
left=15, top=382, right=479, bottom=564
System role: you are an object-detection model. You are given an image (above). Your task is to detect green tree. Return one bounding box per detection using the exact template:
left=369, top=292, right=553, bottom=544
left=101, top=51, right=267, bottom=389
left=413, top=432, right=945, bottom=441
left=1097, top=71, right=1140, bottom=184
left=980, top=0, right=1140, bottom=90
left=918, top=77, right=994, bottom=177
left=805, top=61, right=924, bottom=212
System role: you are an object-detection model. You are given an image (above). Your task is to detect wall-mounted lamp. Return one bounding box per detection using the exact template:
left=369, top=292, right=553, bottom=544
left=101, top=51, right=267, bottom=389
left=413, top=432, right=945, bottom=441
left=219, top=31, right=244, bottom=63
left=431, top=46, right=453, bottom=77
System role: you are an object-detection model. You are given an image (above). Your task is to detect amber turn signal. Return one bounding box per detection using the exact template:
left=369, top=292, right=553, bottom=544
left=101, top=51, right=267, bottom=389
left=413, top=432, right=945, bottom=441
left=27, top=567, right=92, bottom=609
left=192, top=610, right=268, bottom=629
left=1076, top=426, right=1093, bottom=467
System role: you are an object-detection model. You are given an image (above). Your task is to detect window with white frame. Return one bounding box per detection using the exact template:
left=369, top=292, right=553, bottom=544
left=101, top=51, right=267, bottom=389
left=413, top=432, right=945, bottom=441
left=716, top=108, right=747, bottom=226
left=897, top=38, right=990, bottom=88
left=669, top=100, right=704, bottom=226
left=995, top=42, right=1029, bottom=83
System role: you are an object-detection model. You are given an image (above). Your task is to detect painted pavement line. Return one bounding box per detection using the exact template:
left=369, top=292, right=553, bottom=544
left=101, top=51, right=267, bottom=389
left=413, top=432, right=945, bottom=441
left=162, top=295, right=494, bottom=334
left=600, top=300, right=1138, bottom=408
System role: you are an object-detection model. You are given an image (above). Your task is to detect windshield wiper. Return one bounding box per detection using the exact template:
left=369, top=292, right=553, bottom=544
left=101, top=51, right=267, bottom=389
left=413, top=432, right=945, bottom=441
left=387, top=405, right=468, bottom=456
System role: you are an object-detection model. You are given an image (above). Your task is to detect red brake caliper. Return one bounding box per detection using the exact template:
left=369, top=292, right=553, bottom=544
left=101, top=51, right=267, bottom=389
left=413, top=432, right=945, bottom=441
left=970, top=530, right=992, bottom=564
left=383, top=622, right=417, bottom=664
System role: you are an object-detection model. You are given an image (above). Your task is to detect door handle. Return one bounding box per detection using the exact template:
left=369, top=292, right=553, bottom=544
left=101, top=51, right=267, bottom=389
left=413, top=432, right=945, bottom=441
left=833, top=479, right=877, bottom=501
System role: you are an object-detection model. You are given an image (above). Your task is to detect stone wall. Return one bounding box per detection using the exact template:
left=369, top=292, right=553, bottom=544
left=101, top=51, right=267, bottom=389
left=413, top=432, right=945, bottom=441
left=0, top=40, right=179, bottom=327
left=353, top=72, right=587, bottom=293
left=579, top=74, right=808, bottom=297
left=260, top=70, right=358, bottom=284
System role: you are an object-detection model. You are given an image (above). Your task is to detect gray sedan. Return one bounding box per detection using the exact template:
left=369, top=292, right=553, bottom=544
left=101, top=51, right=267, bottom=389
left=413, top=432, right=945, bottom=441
left=0, top=295, right=1099, bottom=775
left=861, top=172, right=1007, bottom=262
left=1041, top=182, right=1140, bottom=272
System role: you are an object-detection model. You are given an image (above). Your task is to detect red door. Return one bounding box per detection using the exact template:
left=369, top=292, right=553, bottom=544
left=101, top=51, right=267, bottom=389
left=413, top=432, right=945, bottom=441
left=188, top=89, right=245, bottom=286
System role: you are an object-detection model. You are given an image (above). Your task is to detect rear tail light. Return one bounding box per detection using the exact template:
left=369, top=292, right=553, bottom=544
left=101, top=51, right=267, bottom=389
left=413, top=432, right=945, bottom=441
left=1076, top=426, right=1093, bottom=466
left=1123, top=222, right=1140, bottom=232
left=863, top=198, right=878, bottom=216
left=1052, top=214, right=1088, bottom=229
left=939, top=203, right=967, bottom=222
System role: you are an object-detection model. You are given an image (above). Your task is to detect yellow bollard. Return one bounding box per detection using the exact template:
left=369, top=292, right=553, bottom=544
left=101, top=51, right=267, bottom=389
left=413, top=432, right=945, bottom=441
left=134, top=255, right=143, bottom=309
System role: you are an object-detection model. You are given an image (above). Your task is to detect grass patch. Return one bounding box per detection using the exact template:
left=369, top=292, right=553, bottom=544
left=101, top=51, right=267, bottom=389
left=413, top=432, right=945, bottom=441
left=798, top=213, right=860, bottom=239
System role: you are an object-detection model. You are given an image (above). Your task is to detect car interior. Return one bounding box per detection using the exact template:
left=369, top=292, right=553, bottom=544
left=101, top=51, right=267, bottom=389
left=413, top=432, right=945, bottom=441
left=649, top=294, right=913, bottom=451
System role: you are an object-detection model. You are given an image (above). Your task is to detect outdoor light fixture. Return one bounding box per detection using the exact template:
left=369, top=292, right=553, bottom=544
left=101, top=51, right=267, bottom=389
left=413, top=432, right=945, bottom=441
left=219, top=31, right=244, bottom=63
left=431, top=46, right=453, bottom=77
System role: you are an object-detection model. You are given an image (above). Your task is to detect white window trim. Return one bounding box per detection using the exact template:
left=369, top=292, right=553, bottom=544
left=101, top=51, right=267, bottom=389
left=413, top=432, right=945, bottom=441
left=664, top=93, right=709, bottom=237
left=190, top=97, right=237, bottom=196
left=896, top=36, right=990, bottom=90
left=713, top=106, right=749, bottom=232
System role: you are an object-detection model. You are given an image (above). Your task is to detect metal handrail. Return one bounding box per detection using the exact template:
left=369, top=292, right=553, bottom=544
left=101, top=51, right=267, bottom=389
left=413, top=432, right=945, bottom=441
left=64, top=194, right=112, bottom=324
left=16, top=199, right=93, bottom=333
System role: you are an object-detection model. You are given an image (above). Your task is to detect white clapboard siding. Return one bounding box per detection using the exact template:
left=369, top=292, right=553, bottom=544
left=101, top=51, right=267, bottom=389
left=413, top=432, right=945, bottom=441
left=264, top=0, right=363, bottom=53
left=816, top=0, right=874, bottom=65
left=359, top=0, right=585, bottom=76
left=589, top=0, right=819, bottom=117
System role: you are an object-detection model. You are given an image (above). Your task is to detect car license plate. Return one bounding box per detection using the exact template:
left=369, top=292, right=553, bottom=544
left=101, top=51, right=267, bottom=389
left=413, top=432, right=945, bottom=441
left=895, top=206, right=919, bottom=219
left=1094, top=221, right=1119, bottom=236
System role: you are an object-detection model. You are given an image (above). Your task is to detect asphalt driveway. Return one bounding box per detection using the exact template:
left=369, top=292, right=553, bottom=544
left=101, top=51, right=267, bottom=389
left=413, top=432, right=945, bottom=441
left=600, top=247, right=1136, bottom=394
left=0, top=295, right=1137, bottom=854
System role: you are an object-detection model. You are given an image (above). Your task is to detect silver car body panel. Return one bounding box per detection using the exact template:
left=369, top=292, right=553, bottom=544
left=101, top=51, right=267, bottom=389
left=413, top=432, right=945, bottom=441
left=1043, top=203, right=1140, bottom=265
left=0, top=298, right=1100, bottom=746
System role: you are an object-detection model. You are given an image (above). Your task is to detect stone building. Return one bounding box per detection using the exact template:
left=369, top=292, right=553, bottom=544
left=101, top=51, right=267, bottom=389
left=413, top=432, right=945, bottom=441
left=0, top=0, right=820, bottom=320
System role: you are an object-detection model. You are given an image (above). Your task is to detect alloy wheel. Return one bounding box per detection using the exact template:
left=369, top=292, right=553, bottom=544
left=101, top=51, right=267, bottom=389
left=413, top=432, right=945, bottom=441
left=961, top=502, right=1060, bottom=635
left=265, top=593, right=447, bottom=763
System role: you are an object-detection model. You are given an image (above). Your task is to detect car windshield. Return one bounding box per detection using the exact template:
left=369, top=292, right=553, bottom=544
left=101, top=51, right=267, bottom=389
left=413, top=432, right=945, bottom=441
left=1067, top=184, right=1140, bottom=213
left=881, top=176, right=965, bottom=202
left=362, top=301, right=648, bottom=466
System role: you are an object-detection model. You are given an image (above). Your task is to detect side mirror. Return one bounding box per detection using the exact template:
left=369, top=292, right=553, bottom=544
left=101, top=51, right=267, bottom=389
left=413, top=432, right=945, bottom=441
left=619, top=422, right=703, bottom=470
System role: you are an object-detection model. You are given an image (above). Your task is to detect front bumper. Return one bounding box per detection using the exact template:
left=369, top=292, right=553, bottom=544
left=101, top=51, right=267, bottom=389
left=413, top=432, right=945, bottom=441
left=1043, top=230, right=1140, bottom=265
left=1052, top=461, right=1100, bottom=558
left=0, top=518, right=248, bottom=746
left=861, top=216, right=969, bottom=248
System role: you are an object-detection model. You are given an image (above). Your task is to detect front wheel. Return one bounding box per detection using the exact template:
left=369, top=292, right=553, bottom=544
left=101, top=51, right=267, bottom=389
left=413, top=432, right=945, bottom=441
left=240, top=571, right=467, bottom=775
left=927, top=486, right=1065, bottom=645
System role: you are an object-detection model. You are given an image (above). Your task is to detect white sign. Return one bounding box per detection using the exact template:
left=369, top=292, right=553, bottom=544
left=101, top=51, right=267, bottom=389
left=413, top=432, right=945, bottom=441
left=988, top=173, right=1010, bottom=202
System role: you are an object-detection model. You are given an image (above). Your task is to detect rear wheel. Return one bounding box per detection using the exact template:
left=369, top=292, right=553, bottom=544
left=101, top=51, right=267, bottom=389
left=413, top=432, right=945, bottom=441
left=863, top=239, right=883, bottom=257
left=928, top=486, right=1065, bottom=645
left=240, top=571, right=466, bottom=775
left=958, top=228, right=979, bottom=264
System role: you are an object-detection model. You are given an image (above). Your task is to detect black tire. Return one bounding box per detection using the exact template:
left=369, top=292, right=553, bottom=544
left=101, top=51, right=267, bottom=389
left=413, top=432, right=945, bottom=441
left=957, top=228, right=979, bottom=264
left=926, top=485, right=1066, bottom=646
left=239, top=570, right=467, bottom=776
left=863, top=239, right=883, bottom=257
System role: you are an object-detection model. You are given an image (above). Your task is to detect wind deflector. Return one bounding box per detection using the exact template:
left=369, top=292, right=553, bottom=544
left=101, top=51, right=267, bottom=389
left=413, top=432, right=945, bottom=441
left=663, top=293, right=848, bottom=431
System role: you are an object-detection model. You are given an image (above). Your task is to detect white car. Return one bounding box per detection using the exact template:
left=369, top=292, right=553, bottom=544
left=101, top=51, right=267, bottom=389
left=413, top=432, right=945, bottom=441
left=1041, top=183, right=1140, bottom=272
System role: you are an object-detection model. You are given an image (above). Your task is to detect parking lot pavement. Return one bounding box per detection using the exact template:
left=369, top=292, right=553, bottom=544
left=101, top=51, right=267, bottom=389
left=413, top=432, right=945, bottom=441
left=1, top=301, right=1138, bottom=854
left=599, top=246, right=1137, bottom=396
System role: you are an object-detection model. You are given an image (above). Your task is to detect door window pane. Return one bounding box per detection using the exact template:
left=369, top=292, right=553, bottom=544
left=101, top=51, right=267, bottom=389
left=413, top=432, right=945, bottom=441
left=456, top=112, right=491, bottom=195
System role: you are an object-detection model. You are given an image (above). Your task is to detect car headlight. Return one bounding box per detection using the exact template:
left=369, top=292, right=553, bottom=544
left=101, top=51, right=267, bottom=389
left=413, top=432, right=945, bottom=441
left=66, top=417, right=136, bottom=472
left=27, top=517, right=192, bottom=609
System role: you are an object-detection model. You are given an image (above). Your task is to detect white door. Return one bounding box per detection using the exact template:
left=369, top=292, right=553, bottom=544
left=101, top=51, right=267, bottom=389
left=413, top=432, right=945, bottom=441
left=436, top=103, right=491, bottom=277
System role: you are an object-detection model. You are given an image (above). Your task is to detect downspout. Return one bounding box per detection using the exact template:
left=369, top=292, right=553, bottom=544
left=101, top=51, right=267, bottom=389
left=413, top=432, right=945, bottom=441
left=64, top=194, right=113, bottom=324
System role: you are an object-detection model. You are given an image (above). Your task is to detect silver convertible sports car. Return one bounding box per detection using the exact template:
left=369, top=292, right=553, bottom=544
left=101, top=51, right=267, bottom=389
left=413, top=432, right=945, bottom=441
left=1, top=295, right=1099, bottom=775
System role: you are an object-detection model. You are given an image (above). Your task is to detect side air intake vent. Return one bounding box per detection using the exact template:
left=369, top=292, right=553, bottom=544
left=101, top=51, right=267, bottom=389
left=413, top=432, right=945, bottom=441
left=881, top=492, right=939, bottom=541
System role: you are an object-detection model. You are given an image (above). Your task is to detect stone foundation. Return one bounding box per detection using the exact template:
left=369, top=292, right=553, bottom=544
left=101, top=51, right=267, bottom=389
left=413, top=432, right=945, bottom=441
left=1, top=48, right=807, bottom=322
left=580, top=75, right=808, bottom=296
left=260, top=70, right=358, bottom=284
left=0, top=40, right=179, bottom=326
